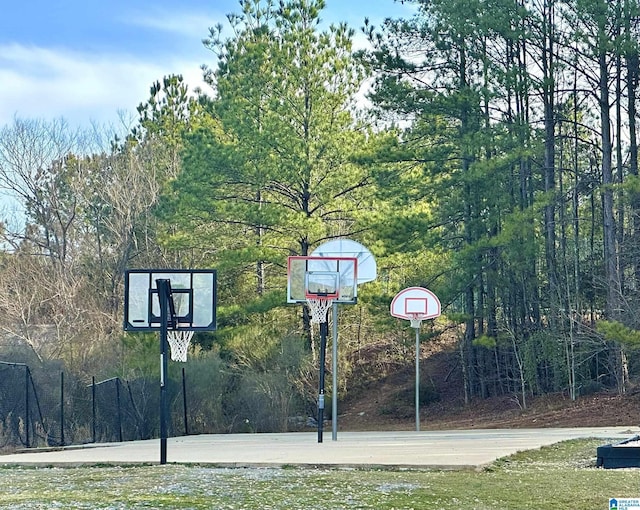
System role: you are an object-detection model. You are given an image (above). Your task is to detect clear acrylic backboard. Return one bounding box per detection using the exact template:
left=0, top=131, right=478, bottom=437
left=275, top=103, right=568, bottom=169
left=124, top=269, right=217, bottom=332
left=287, top=256, right=357, bottom=304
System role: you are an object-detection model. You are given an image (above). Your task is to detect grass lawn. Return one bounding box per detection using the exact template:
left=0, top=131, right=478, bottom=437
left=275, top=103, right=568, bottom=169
left=0, top=438, right=636, bottom=509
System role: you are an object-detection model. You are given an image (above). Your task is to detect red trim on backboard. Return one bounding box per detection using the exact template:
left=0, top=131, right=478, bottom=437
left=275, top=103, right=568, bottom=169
left=287, top=255, right=358, bottom=304
left=405, top=297, right=428, bottom=315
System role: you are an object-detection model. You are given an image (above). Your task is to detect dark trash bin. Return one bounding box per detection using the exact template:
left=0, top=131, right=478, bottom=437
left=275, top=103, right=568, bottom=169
left=597, top=435, right=640, bottom=469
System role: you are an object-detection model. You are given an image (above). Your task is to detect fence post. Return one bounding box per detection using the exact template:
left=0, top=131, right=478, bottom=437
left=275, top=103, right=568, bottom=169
left=92, top=377, right=96, bottom=443
left=60, top=372, right=65, bottom=446
left=25, top=366, right=30, bottom=448
left=116, top=378, right=123, bottom=442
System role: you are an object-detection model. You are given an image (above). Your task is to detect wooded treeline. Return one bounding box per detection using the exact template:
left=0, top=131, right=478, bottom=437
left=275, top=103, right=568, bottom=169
left=1, top=0, right=640, bottom=430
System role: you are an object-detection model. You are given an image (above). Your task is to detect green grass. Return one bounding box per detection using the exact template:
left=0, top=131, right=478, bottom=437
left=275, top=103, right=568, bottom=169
left=0, top=438, right=636, bottom=509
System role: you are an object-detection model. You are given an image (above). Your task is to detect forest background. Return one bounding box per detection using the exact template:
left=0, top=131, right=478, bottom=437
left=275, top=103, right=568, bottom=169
left=1, top=0, right=640, bottom=436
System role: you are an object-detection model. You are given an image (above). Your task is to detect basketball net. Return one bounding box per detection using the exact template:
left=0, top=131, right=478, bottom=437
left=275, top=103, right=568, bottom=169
left=409, top=314, right=424, bottom=329
left=306, top=298, right=334, bottom=324
left=167, top=329, right=194, bottom=362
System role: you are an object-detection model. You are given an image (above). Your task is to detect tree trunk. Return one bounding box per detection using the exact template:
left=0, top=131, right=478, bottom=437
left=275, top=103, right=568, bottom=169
left=625, top=13, right=640, bottom=286
left=599, top=50, right=619, bottom=319
left=542, top=0, right=559, bottom=326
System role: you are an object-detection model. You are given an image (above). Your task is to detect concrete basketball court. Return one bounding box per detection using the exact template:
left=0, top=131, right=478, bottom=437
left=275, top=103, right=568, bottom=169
left=0, top=427, right=635, bottom=469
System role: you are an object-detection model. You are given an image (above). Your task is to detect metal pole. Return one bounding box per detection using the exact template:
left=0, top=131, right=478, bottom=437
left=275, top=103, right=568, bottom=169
left=60, top=372, right=65, bottom=446
left=318, top=320, right=328, bottom=443
left=332, top=302, right=338, bottom=441
left=182, top=367, right=189, bottom=436
left=157, top=278, right=171, bottom=465
left=116, top=378, right=123, bottom=442
left=415, top=326, right=420, bottom=432
left=25, top=366, right=30, bottom=448
left=92, top=376, right=96, bottom=443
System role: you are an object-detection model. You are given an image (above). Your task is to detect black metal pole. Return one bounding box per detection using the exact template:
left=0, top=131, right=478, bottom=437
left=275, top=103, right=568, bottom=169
left=25, top=366, right=30, bottom=448
left=92, top=376, right=96, bottom=443
left=157, top=279, right=171, bottom=465
left=116, top=378, right=123, bottom=442
left=318, top=320, right=328, bottom=443
left=182, top=367, right=189, bottom=436
left=60, top=372, right=65, bottom=446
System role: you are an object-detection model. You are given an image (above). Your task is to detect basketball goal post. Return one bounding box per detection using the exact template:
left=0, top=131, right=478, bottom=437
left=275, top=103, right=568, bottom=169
left=390, top=287, right=441, bottom=432
left=124, top=269, right=217, bottom=464
left=287, top=256, right=358, bottom=443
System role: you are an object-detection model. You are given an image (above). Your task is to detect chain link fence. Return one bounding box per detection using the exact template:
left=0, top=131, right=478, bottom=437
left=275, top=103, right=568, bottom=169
left=0, top=349, right=309, bottom=451
left=0, top=362, right=212, bottom=450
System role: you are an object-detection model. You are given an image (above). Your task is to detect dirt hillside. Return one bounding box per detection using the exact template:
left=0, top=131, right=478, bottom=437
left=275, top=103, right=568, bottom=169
left=338, top=340, right=640, bottom=432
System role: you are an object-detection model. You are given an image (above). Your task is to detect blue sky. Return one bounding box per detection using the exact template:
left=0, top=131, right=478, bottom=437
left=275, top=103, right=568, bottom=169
left=0, top=0, right=416, bottom=131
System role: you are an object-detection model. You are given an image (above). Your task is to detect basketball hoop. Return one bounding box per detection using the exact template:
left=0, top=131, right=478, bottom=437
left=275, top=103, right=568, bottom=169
left=167, top=329, right=194, bottom=362
left=409, top=315, right=424, bottom=329
left=306, top=297, right=334, bottom=324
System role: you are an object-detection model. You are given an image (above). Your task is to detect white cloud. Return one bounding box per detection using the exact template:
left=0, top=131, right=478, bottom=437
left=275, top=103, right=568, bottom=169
left=0, top=43, right=208, bottom=130
left=123, top=9, right=223, bottom=39
left=0, top=2, right=416, bottom=132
